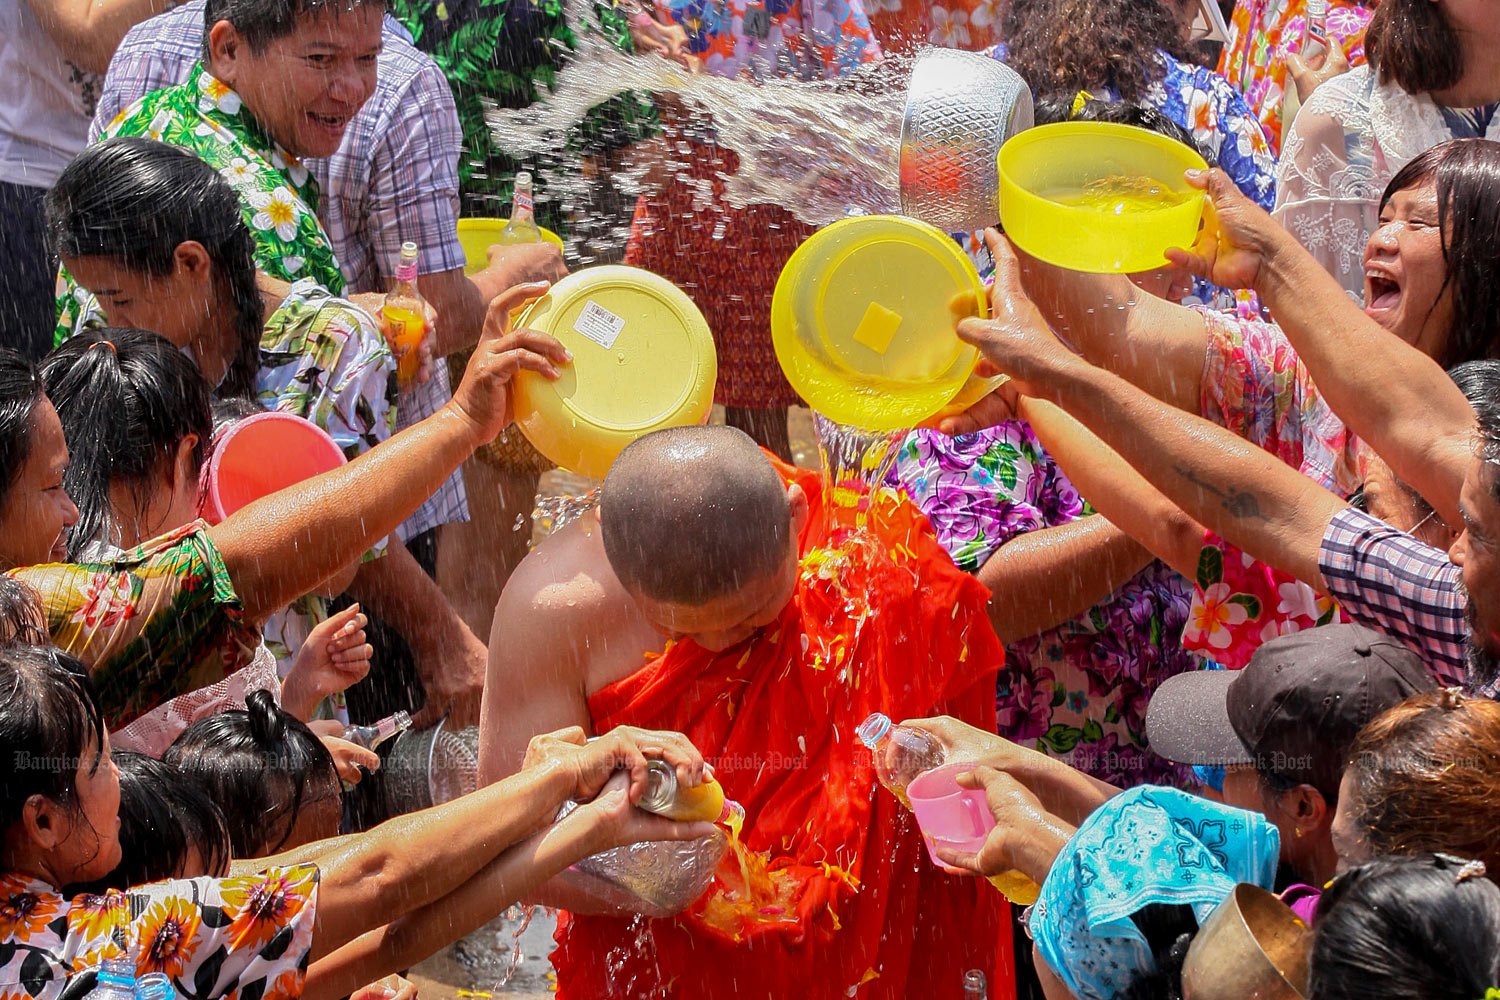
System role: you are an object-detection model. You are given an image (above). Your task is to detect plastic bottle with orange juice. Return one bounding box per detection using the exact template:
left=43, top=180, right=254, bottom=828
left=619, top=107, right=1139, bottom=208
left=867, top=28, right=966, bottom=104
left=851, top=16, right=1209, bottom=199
left=382, top=241, right=427, bottom=384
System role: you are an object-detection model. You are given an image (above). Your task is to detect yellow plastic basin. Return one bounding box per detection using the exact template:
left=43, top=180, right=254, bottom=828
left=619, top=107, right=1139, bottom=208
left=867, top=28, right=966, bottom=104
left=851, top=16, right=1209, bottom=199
left=998, top=121, right=1209, bottom=273
left=456, top=217, right=565, bottom=276
left=772, top=215, right=988, bottom=432
left=511, top=266, right=716, bottom=480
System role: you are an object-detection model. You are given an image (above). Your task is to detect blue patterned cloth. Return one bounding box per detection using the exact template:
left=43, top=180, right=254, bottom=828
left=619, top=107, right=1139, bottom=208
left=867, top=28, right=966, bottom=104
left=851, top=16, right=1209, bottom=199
left=1030, top=785, right=1281, bottom=1000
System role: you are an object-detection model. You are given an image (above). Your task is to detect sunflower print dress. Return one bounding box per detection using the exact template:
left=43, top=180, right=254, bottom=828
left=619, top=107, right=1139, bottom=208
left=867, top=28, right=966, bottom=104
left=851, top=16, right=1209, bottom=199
left=0, top=865, right=318, bottom=1000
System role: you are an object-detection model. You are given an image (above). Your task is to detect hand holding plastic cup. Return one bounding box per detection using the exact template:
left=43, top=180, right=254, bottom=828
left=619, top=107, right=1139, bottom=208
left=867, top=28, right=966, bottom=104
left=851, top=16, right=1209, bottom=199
left=906, top=761, right=997, bottom=869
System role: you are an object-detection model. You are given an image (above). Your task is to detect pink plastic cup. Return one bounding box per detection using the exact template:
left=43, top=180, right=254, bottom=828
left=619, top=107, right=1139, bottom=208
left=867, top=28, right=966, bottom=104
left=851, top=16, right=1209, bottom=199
left=201, top=411, right=347, bottom=524
left=907, top=762, right=996, bottom=868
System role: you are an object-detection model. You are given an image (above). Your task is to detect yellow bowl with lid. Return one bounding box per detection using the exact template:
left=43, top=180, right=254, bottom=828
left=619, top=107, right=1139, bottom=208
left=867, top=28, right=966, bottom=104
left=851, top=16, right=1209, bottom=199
left=998, top=121, right=1209, bottom=273
left=772, top=215, right=988, bottom=432
left=510, top=266, right=716, bottom=480
left=456, top=218, right=565, bottom=276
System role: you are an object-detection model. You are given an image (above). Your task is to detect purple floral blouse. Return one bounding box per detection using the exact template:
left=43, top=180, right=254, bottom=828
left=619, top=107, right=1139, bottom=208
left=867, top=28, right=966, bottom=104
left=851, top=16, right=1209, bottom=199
left=893, top=422, right=1204, bottom=787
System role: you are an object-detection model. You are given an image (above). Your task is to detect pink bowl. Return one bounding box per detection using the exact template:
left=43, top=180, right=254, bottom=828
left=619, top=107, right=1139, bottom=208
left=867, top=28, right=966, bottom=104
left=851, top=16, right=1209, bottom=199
left=202, top=411, right=347, bottom=524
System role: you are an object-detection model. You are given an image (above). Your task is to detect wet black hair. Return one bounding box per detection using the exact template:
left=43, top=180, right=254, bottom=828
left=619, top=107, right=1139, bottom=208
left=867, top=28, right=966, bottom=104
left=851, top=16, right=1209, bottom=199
left=1033, top=97, right=1210, bottom=162
left=1379, top=140, right=1500, bottom=369
left=0, top=645, right=107, bottom=864
left=0, top=577, right=47, bottom=648
left=1002, top=0, right=1189, bottom=103
left=164, top=689, right=339, bottom=855
left=204, top=0, right=387, bottom=54
left=1311, top=854, right=1500, bottom=1000
left=0, top=348, right=46, bottom=513
left=71, top=751, right=233, bottom=894
left=1121, top=903, right=1197, bottom=1000
left=41, top=329, right=214, bottom=560
left=44, top=138, right=263, bottom=399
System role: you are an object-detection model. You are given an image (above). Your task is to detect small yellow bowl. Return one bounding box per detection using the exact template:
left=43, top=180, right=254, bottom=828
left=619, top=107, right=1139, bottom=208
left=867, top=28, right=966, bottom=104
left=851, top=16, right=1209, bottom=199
left=456, top=217, right=565, bottom=276
left=998, top=122, right=1208, bottom=274
left=772, top=215, right=988, bottom=432
left=511, top=266, right=716, bottom=480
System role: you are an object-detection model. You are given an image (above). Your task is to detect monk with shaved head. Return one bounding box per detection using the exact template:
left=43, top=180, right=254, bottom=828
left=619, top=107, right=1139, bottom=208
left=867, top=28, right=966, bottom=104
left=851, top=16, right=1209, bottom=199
left=478, top=425, right=1007, bottom=1000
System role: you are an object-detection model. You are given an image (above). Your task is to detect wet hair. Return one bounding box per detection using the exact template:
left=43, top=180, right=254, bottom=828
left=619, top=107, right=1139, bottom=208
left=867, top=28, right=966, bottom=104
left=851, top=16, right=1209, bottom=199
left=41, top=329, right=214, bottom=560
left=1344, top=690, right=1500, bottom=875
left=600, top=425, right=793, bottom=606
left=1033, top=97, right=1209, bottom=161
left=1311, top=854, right=1500, bottom=1000
left=1001, top=0, right=1189, bottom=103
left=0, top=349, right=46, bottom=512
left=0, top=577, right=47, bottom=648
left=204, top=0, right=387, bottom=54
left=1121, top=903, right=1197, bottom=1000
left=1379, top=140, right=1500, bottom=368
left=44, top=138, right=262, bottom=398
left=71, top=752, right=233, bottom=893
left=164, top=688, right=338, bottom=855
left=1363, top=0, right=1463, bottom=97
left=0, top=645, right=107, bottom=863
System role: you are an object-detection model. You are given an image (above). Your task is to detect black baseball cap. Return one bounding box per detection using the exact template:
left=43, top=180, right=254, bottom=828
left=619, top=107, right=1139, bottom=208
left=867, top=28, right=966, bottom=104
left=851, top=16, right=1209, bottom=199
left=1146, top=624, right=1437, bottom=799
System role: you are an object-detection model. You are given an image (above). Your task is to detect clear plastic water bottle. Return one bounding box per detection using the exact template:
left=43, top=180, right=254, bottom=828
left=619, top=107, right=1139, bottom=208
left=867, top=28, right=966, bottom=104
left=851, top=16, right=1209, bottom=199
left=855, top=712, right=945, bottom=807
left=134, top=973, right=172, bottom=1000
left=83, top=958, right=134, bottom=1000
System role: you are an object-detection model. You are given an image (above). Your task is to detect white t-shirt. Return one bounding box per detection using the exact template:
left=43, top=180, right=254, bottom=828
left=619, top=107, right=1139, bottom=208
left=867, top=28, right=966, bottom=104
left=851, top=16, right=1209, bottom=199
left=0, top=0, right=101, bottom=188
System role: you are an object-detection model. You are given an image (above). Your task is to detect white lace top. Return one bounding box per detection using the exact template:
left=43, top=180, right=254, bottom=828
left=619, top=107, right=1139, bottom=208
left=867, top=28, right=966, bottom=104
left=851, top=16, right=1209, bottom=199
left=1273, top=65, right=1500, bottom=302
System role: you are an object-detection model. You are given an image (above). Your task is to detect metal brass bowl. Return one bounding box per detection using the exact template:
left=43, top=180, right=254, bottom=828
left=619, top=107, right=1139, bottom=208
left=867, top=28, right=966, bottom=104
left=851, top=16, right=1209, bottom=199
left=1182, top=884, right=1312, bottom=1000
left=899, top=47, right=1034, bottom=232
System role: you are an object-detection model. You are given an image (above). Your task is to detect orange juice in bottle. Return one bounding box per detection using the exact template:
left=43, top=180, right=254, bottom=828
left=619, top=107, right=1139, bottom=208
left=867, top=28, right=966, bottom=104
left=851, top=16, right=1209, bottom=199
left=382, top=241, right=427, bottom=384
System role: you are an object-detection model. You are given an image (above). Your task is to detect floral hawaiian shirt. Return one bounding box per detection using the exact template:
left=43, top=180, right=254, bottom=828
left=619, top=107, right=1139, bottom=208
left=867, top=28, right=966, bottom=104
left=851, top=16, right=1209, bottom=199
left=865, top=0, right=1003, bottom=55
left=252, top=280, right=398, bottom=720
left=892, top=423, right=1203, bottom=788
left=0, top=865, right=318, bottom=1000
left=1183, top=309, right=1358, bottom=666
left=7, top=522, right=260, bottom=729
left=1218, top=0, right=1373, bottom=155
left=56, top=63, right=346, bottom=342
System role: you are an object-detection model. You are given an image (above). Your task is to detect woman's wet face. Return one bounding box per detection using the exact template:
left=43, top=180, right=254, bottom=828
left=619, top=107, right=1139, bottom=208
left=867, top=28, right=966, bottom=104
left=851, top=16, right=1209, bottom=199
left=1363, top=180, right=1455, bottom=358
left=64, top=255, right=211, bottom=350
left=0, top=398, right=79, bottom=568
left=48, top=730, right=124, bottom=886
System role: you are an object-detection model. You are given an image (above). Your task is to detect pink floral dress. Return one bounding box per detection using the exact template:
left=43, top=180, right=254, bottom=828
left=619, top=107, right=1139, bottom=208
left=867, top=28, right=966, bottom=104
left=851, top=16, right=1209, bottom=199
left=1183, top=310, right=1356, bottom=666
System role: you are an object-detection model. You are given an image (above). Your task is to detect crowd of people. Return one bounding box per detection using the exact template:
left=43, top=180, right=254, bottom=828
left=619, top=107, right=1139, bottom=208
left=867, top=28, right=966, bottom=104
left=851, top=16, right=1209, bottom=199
left=3, top=0, right=1500, bottom=997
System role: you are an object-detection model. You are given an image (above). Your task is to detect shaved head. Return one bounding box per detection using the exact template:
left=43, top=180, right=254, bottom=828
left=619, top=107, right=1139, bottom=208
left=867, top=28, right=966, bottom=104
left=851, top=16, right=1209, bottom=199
left=601, top=426, right=795, bottom=606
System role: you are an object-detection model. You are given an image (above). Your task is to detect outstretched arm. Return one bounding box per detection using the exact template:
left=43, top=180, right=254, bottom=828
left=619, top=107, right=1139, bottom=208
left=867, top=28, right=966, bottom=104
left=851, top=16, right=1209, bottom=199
left=958, top=236, right=1346, bottom=590
left=209, top=286, right=566, bottom=622
left=1172, top=169, right=1475, bottom=523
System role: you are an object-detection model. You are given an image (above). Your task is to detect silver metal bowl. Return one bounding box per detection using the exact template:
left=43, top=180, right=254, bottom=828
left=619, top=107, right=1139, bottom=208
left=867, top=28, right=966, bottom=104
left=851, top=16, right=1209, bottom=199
left=899, top=47, right=1034, bottom=232
left=383, top=720, right=480, bottom=814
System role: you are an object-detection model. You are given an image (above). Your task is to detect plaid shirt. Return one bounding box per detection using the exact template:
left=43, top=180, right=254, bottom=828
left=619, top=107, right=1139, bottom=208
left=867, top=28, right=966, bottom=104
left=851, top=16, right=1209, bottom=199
left=1318, top=506, right=1496, bottom=695
left=95, top=1, right=468, bottom=537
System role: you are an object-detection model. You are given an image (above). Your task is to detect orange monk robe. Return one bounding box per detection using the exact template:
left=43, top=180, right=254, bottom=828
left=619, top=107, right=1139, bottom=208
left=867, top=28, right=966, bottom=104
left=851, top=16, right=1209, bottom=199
left=553, top=457, right=1013, bottom=1000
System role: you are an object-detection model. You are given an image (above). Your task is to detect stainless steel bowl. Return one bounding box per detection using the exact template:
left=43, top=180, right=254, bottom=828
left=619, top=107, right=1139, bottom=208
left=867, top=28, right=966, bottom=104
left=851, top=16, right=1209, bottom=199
left=899, top=47, right=1034, bottom=232
left=383, top=720, right=480, bottom=814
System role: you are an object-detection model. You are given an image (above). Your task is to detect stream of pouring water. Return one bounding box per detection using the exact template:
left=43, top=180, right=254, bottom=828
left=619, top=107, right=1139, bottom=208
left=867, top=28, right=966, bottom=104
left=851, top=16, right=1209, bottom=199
left=485, top=0, right=908, bottom=239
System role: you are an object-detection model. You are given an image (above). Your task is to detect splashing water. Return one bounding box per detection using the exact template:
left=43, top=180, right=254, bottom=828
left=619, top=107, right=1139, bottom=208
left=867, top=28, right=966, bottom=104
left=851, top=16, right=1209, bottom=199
left=485, top=0, right=908, bottom=247
left=453, top=904, right=543, bottom=991
left=533, top=486, right=602, bottom=542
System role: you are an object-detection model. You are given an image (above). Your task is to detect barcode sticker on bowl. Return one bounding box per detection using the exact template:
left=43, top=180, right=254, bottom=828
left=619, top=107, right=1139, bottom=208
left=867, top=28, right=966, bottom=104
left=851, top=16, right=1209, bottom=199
left=573, top=300, right=626, bottom=349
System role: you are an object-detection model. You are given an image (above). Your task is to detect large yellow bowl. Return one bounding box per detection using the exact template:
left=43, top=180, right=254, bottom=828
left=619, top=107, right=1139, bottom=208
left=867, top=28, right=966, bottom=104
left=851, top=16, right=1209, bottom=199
left=998, top=122, right=1209, bottom=273
left=772, top=215, right=988, bottom=432
left=456, top=217, right=565, bottom=275
left=511, top=266, right=716, bottom=480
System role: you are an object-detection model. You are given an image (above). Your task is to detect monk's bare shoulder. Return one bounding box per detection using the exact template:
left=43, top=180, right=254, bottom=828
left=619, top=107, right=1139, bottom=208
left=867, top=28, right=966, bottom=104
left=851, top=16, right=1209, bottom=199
left=493, top=512, right=664, bottom=692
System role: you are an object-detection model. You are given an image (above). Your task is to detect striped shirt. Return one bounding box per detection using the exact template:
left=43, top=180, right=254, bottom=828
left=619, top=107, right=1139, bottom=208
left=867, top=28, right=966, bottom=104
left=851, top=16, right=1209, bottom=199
left=1319, top=506, right=1496, bottom=696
